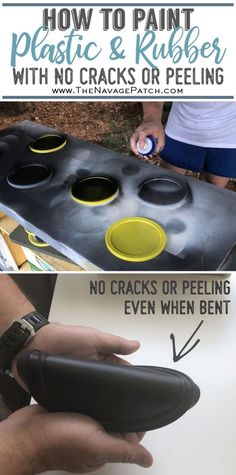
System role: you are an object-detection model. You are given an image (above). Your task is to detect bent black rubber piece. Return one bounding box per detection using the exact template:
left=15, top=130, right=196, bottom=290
left=17, top=350, right=200, bottom=432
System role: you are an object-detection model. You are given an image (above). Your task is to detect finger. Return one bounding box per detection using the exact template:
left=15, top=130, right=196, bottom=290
left=98, top=433, right=153, bottom=467
left=6, top=404, right=46, bottom=425
left=135, top=432, right=146, bottom=442
left=107, top=432, right=145, bottom=444
left=130, top=133, right=139, bottom=155
left=120, top=432, right=146, bottom=443
left=156, top=129, right=165, bottom=153
left=138, top=131, right=149, bottom=149
left=95, top=332, right=140, bottom=355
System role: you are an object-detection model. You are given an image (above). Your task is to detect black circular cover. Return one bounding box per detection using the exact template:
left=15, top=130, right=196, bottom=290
left=139, top=177, right=189, bottom=206
left=7, top=164, right=52, bottom=189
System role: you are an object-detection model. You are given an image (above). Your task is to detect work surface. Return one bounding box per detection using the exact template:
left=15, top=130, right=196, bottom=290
left=0, top=121, right=236, bottom=270
left=39, top=274, right=236, bottom=475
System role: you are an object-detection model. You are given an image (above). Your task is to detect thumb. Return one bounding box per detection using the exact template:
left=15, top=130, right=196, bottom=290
left=99, top=433, right=153, bottom=467
left=138, top=131, right=148, bottom=150
left=95, top=332, right=140, bottom=355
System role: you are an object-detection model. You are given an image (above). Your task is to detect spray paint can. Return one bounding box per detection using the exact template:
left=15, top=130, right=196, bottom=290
left=137, top=135, right=157, bottom=156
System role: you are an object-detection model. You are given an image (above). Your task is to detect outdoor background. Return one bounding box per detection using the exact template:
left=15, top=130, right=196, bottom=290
left=1, top=102, right=235, bottom=191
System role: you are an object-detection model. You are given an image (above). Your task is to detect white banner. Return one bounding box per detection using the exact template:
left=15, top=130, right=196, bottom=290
left=0, top=2, right=235, bottom=100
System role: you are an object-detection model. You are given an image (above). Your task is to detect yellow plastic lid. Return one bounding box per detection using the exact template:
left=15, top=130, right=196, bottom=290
left=29, top=134, right=67, bottom=154
left=28, top=233, right=49, bottom=248
left=105, top=217, right=166, bottom=262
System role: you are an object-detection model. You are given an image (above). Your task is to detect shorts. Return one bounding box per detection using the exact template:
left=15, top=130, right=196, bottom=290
left=160, top=134, right=236, bottom=178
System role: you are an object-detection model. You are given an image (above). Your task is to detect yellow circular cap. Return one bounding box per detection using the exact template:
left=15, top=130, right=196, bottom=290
left=28, top=233, right=49, bottom=248
left=29, top=134, right=67, bottom=154
left=105, top=217, right=166, bottom=262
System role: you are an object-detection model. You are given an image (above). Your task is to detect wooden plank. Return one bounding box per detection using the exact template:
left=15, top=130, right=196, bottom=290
left=0, top=216, right=18, bottom=235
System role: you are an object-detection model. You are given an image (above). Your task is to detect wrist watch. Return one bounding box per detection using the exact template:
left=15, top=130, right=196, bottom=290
left=0, top=312, right=49, bottom=376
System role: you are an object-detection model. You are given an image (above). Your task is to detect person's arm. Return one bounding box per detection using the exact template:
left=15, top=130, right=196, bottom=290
left=0, top=276, right=153, bottom=474
left=0, top=275, right=35, bottom=332
left=0, top=275, right=140, bottom=386
left=0, top=405, right=153, bottom=475
left=130, top=102, right=165, bottom=155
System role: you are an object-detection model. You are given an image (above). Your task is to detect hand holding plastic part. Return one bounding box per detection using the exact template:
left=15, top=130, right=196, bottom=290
left=0, top=404, right=153, bottom=475
left=12, top=323, right=140, bottom=388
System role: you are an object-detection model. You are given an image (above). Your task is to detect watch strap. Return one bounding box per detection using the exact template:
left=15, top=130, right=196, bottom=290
left=0, top=312, right=49, bottom=375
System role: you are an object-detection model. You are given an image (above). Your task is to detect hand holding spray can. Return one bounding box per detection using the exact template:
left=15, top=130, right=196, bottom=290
left=137, top=135, right=157, bottom=156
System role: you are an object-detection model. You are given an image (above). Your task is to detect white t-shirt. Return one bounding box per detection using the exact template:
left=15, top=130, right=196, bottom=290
left=165, top=102, right=236, bottom=148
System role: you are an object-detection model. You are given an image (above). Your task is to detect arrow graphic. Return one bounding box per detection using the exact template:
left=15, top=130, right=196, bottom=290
left=170, top=320, right=204, bottom=362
